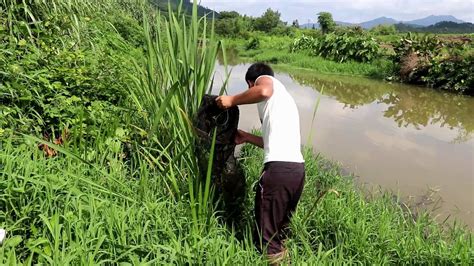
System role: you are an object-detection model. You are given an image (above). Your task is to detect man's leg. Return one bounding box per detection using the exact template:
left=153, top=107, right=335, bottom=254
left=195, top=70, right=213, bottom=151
left=254, top=162, right=305, bottom=255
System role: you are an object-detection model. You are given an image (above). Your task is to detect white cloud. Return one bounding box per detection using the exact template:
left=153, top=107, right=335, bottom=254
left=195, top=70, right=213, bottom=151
left=198, top=0, right=474, bottom=23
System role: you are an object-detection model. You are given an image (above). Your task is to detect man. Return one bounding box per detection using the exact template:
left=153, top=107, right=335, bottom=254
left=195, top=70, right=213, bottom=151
left=216, top=63, right=305, bottom=262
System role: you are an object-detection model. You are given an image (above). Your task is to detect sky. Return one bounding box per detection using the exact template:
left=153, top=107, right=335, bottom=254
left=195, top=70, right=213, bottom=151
left=198, top=0, right=474, bottom=24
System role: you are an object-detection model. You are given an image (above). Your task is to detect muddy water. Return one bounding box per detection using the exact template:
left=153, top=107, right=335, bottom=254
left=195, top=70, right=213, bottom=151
left=211, top=62, right=474, bottom=229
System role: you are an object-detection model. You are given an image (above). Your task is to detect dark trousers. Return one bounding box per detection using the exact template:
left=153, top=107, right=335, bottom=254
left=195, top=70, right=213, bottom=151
left=254, top=161, right=305, bottom=254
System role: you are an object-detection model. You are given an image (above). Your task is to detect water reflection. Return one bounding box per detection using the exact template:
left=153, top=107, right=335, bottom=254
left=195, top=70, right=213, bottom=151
left=217, top=47, right=242, bottom=66
left=287, top=70, right=474, bottom=143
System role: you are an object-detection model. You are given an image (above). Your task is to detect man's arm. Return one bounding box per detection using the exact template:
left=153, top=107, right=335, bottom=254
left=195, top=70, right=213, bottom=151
left=216, top=76, right=273, bottom=109
left=236, top=130, right=263, bottom=149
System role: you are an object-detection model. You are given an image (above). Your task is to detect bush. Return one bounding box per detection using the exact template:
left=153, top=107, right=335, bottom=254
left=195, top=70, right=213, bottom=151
left=425, top=55, right=474, bottom=94
left=290, top=34, right=316, bottom=52
left=0, top=1, right=140, bottom=140
left=392, top=33, right=473, bottom=93
left=291, top=34, right=381, bottom=62
left=245, top=37, right=260, bottom=50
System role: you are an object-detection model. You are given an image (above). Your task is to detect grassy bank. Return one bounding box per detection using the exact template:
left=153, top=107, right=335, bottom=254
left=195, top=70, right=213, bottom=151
left=0, top=0, right=472, bottom=264
left=223, top=37, right=395, bottom=78
left=1, top=137, right=472, bottom=264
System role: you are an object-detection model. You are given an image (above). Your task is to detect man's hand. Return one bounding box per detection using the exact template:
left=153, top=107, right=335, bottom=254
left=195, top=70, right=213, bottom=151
left=235, top=129, right=247, bottom=145
left=216, top=95, right=234, bottom=109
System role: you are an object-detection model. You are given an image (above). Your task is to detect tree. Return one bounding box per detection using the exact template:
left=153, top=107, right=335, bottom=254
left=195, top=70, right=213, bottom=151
left=254, top=8, right=281, bottom=33
left=317, top=12, right=336, bottom=34
left=215, top=11, right=243, bottom=36
left=292, top=19, right=299, bottom=28
left=219, top=11, right=240, bottom=20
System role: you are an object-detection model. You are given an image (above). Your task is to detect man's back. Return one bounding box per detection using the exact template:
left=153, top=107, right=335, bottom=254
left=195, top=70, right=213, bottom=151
left=256, top=75, right=304, bottom=164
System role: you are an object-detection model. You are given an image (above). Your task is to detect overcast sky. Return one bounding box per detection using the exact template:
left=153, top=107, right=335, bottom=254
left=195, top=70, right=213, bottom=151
left=198, top=0, right=474, bottom=23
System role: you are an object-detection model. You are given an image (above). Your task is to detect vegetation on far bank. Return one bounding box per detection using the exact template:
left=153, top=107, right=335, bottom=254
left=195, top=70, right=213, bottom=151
left=0, top=0, right=472, bottom=264
left=215, top=9, right=474, bottom=94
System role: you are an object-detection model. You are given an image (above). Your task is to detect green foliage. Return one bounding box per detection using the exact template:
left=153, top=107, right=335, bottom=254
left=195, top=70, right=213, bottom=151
left=215, top=11, right=243, bottom=37
left=392, top=33, right=444, bottom=64
left=425, top=55, right=474, bottom=94
left=245, top=37, right=260, bottom=50
left=271, top=24, right=296, bottom=37
left=0, top=0, right=141, bottom=140
left=291, top=34, right=381, bottom=62
left=0, top=1, right=243, bottom=263
left=290, top=34, right=317, bottom=52
left=317, top=12, right=336, bottom=34
left=0, top=137, right=262, bottom=264
left=150, top=0, right=216, bottom=18
left=254, top=8, right=282, bottom=33
left=0, top=0, right=472, bottom=264
left=392, top=33, right=473, bottom=93
left=370, top=24, right=397, bottom=35
left=334, top=25, right=366, bottom=36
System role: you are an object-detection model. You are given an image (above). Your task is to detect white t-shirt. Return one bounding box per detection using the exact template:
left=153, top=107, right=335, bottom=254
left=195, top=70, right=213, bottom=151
left=256, top=75, right=304, bottom=163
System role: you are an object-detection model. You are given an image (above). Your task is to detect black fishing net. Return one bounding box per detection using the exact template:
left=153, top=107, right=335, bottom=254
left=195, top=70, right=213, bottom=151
left=194, top=94, right=246, bottom=225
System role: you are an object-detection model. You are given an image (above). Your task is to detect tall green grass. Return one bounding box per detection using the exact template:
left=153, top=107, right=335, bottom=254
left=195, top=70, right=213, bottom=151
left=126, top=0, right=224, bottom=225
left=0, top=136, right=263, bottom=264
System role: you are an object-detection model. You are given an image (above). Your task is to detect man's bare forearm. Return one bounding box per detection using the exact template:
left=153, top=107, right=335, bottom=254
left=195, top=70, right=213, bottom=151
left=230, top=85, right=272, bottom=106
left=243, top=131, right=264, bottom=148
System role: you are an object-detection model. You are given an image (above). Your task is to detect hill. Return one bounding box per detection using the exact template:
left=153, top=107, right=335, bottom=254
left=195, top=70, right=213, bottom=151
left=405, top=15, right=465, bottom=27
left=301, top=15, right=466, bottom=29
left=396, top=21, right=474, bottom=33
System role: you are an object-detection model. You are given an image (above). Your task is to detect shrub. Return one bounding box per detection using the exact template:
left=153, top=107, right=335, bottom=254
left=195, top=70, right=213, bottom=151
left=392, top=33, right=473, bottom=93
left=291, top=33, right=381, bottom=62
left=290, top=34, right=317, bottom=52
left=245, top=37, right=260, bottom=50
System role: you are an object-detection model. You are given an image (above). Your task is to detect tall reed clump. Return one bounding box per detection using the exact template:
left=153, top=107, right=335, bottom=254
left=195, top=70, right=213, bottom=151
left=127, top=1, right=223, bottom=223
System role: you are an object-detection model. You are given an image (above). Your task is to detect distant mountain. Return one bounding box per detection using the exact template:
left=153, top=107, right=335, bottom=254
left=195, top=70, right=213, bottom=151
left=301, top=15, right=466, bottom=29
left=404, top=15, right=465, bottom=27
left=396, top=21, right=474, bottom=34
left=360, top=16, right=398, bottom=29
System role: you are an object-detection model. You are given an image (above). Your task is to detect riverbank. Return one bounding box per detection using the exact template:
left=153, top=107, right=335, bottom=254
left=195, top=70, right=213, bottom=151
left=1, top=137, right=472, bottom=264
left=223, top=37, right=395, bottom=78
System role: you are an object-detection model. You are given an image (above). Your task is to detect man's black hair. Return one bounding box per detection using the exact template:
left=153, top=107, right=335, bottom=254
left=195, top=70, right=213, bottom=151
left=245, top=62, right=274, bottom=83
